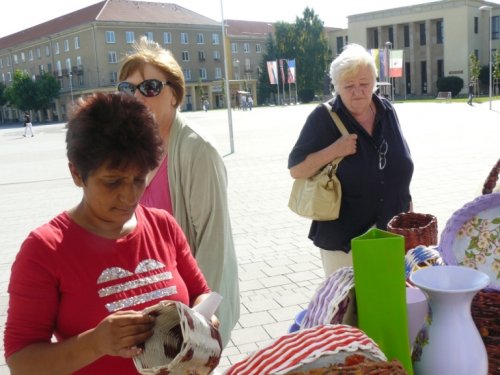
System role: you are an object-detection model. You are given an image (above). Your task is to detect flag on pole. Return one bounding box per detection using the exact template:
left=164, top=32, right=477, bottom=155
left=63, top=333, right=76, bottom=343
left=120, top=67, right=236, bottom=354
left=266, top=61, right=278, bottom=85
left=389, top=50, right=404, bottom=77
left=369, top=49, right=380, bottom=78
left=279, top=59, right=286, bottom=82
left=287, top=59, right=296, bottom=83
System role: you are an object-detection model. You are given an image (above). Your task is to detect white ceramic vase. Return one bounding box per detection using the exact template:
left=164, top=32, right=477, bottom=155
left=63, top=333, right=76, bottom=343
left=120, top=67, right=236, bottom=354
left=410, top=265, right=489, bottom=375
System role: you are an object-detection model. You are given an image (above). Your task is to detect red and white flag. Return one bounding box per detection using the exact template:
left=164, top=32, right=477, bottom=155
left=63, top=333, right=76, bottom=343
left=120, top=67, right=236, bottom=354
left=266, top=61, right=278, bottom=85
left=287, top=59, right=296, bottom=83
left=389, top=50, right=403, bottom=78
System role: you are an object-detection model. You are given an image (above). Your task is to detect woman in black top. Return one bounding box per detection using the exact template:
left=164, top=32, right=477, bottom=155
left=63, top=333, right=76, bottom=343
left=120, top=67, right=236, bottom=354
left=288, top=44, right=413, bottom=276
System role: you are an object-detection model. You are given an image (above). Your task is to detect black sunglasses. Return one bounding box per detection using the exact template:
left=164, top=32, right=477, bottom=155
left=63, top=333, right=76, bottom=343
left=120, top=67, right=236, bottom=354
left=117, top=79, right=171, bottom=97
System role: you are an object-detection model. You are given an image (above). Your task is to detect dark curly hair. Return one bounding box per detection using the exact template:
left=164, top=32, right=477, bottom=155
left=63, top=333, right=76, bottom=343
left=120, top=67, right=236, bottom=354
left=66, top=92, right=163, bottom=181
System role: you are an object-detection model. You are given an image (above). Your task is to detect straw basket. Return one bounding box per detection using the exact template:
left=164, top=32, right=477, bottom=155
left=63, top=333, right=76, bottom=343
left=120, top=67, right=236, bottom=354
left=387, top=212, right=438, bottom=253
left=471, top=289, right=500, bottom=375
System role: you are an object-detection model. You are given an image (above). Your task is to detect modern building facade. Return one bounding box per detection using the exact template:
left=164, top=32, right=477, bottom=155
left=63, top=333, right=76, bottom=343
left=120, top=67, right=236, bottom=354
left=348, top=0, right=500, bottom=97
left=0, top=0, right=498, bottom=122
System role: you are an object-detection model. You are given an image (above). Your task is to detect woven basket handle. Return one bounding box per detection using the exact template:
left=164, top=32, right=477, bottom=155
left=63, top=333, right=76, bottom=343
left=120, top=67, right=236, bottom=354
left=482, top=159, right=500, bottom=195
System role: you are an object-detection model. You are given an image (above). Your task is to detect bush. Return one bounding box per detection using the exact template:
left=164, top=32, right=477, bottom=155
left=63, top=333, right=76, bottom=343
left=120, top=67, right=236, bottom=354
left=298, top=88, right=315, bottom=103
left=436, top=76, right=464, bottom=97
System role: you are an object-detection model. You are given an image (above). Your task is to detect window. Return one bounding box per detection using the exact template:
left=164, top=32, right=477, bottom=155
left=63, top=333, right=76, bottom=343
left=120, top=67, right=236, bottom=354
left=388, top=27, right=394, bottom=45
left=182, top=51, right=190, bottom=61
left=163, top=32, right=172, bottom=44
left=231, top=43, right=238, bottom=53
left=181, top=32, right=189, bottom=44
left=106, top=31, right=116, bottom=44
left=199, top=68, right=207, bottom=80
left=77, top=56, right=82, bottom=67
left=13, top=54, right=18, bottom=64
left=108, top=51, right=118, bottom=63
left=145, top=32, right=154, bottom=41
left=256, top=43, right=261, bottom=53
left=419, top=23, right=426, bottom=46
left=183, top=68, right=191, bottom=81
left=493, top=15, right=500, bottom=40
left=28, top=50, right=33, bottom=61
left=245, top=58, right=251, bottom=71
left=0, top=59, right=2, bottom=69
left=54, top=42, right=60, bottom=55
left=243, top=43, right=250, bottom=53
left=126, top=31, right=135, bottom=44
left=436, top=20, right=443, bottom=44
left=6, top=56, right=11, bottom=67
left=110, top=71, right=118, bottom=83
left=198, top=51, right=206, bottom=61
left=336, top=36, right=344, bottom=55
left=212, top=33, right=220, bottom=45
left=215, top=67, right=222, bottom=79
left=21, top=52, right=25, bottom=62
left=373, top=29, right=379, bottom=49
left=64, top=39, right=70, bottom=51
left=404, top=25, right=410, bottom=47
left=56, top=60, right=62, bottom=76
left=197, top=33, right=204, bottom=44
left=36, top=48, right=41, bottom=59
left=66, top=58, right=72, bottom=72
left=74, top=36, right=80, bottom=49
left=45, top=45, right=51, bottom=57
left=7, top=72, right=12, bottom=82
left=437, top=59, right=444, bottom=78
left=213, top=50, right=221, bottom=60
left=474, top=17, right=479, bottom=34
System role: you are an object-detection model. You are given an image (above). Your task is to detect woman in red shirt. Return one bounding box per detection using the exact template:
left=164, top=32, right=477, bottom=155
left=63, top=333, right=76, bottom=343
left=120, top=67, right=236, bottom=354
left=4, top=92, right=216, bottom=374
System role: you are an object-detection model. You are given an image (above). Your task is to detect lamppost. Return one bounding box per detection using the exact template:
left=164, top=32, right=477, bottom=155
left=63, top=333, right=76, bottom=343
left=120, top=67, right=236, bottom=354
left=68, top=72, right=74, bottom=104
left=220, top=0, right=234, bottom=154
left=479, top=5, right=492, bottom=110
left=385, top=41, right=393, bottom=100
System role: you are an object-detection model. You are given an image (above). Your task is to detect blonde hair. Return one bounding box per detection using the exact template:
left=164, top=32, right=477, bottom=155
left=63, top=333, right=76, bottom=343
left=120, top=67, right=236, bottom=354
left=329, top=43, right=377, bottom=93
left=119, top=37, right=185, bottom=107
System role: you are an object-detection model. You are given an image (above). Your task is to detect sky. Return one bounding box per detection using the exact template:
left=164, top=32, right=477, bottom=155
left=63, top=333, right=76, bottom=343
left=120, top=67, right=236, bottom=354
left=0, top=0, right=452, bottom=38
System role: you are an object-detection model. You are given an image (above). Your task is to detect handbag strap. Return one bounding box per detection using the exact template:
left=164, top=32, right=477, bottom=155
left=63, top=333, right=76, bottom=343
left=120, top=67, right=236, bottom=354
left=322, top=102, right=349, bottom=168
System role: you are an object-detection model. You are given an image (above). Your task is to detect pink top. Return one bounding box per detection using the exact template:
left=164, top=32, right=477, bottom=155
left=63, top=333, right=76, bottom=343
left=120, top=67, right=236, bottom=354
left=140, top=155, right=173, bottom=214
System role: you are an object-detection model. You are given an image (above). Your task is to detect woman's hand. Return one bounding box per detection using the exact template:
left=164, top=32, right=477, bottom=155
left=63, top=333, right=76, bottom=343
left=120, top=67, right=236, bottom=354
left=89, top=310, right=155, bottom=358
left=333, top=133, right=358, bottom=158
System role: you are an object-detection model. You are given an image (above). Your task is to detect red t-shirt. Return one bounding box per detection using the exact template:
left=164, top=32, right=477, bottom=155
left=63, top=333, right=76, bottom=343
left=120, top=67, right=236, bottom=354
left=4, top=205, right=210, bottom=374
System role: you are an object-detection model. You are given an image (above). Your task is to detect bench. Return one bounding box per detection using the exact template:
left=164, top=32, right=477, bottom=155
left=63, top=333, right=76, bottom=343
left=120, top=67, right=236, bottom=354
left=436, top=91, right=452, bottom=102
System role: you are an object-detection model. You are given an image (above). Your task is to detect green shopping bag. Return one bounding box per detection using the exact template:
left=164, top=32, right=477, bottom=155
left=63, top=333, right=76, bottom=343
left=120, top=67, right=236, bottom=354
left=351, top=228, right=413, bottom=375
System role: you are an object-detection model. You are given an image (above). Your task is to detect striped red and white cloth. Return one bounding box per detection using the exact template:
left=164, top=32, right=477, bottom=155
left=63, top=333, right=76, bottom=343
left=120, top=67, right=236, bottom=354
left=225, top=324, right=386, bottom=375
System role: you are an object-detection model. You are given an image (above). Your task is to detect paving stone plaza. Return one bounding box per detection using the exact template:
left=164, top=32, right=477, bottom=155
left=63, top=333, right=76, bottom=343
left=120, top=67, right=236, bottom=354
left=0, top=100, right=498, bottom=373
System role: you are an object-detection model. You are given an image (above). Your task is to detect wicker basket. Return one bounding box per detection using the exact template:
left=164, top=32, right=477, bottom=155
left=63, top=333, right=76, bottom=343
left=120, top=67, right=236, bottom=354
left=387, top=212, right=438, bottom=253
left=471, top=289, right=500, bottom=375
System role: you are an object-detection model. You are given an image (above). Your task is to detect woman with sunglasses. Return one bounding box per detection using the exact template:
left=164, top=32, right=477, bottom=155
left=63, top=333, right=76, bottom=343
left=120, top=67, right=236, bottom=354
left=288, top=44, right=414, bottom=277
left=117, top=37, right=239, bottom=348
left=4, top=93, right=216, bottom=374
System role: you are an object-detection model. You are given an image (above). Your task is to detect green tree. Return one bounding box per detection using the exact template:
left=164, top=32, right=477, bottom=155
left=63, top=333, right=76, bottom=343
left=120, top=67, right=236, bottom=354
left=5, top=70, right=59, bottom=120
left=5, top=70, right=37, bottom=112
left=257, top=33, right=279, bottom=104
left=34, top=72, right=60, bottom=115
left=293, top=8, right=328, bottom=102
left=468, top=53, right=480, bottom=96
left=0, top=82, right=7, bottom=123
left=493, top=49, right=500, bottom=95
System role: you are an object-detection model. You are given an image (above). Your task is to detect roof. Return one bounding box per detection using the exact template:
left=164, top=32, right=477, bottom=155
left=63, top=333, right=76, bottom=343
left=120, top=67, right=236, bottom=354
left=0, top=0, right=220, bottom=50
left=225, top=19, right=275, bottom=38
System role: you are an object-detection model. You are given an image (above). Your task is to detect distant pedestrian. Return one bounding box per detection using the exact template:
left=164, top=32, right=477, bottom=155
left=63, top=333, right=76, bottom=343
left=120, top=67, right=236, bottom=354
left=23, top=112, right=34, bottom=137
left=248, top=96, right=254, bottom=110
left=203, top=98, right=209, bottom=112
left=467, top=82, right=474, bottom=105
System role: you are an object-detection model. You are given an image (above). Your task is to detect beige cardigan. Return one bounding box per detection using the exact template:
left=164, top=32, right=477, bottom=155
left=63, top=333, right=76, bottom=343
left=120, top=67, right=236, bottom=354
left=168, top=111, right=240, bottom=347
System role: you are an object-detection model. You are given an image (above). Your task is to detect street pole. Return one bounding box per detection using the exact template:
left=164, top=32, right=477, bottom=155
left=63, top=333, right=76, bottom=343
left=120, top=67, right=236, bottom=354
left=480, top=5, right=493, bottom=110
left=220, top=0, right=235, bottom=154
left=69, top=72, right=74, bottom=104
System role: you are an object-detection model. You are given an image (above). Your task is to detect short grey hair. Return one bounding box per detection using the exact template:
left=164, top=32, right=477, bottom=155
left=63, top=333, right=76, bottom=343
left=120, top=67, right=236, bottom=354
left=329, top=43, right=378, bottom=93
